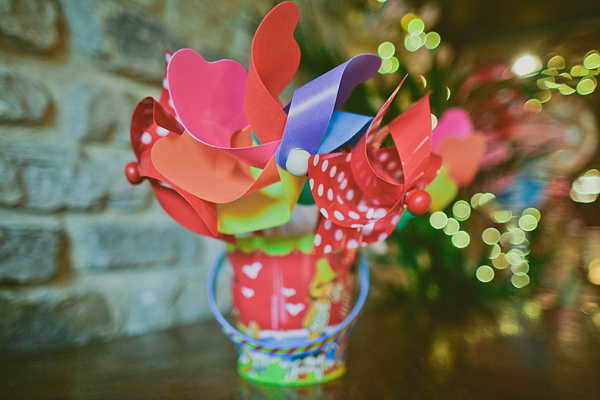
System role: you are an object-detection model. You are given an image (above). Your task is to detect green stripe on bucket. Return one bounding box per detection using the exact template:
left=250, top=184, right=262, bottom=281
left=228, top=235, right=315, bottom=256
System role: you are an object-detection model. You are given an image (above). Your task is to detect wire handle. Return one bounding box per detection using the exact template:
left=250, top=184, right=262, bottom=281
left=207, top=251, right=369, bottom=356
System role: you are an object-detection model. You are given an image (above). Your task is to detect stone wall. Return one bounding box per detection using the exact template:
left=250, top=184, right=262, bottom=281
left=0, top=0, right=272, bottom=353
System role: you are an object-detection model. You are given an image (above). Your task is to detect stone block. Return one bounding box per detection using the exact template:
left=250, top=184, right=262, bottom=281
left=0, top=286, right=116, bottom=353
left=84, top=147, right=152, bottom=212
left=0, top=141, right=151, bottom=212
left=61, top=0, right=183, bottom=82
left=66, top=83, right=119, bottom=142
left=65, top=214, right=207, bottom=272
left=0, top=0, right=61, bottom=53
left=0, top=213, right=62, bottom=284
left=0, top=141, right=82, bottom=212
left=0, top=71, right=52, bottom=124
left=0, top=152, right=22, bottom=206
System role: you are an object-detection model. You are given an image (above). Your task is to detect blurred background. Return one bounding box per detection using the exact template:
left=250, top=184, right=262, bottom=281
left=0, top=0, right=599, bottom=357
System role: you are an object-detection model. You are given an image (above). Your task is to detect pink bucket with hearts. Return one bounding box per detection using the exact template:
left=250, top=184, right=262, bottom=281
left=207, top=234, right=370, bottom=386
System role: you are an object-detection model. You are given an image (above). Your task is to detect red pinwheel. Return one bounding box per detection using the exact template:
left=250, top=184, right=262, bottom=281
left=308, top=85, right=441, bottom=255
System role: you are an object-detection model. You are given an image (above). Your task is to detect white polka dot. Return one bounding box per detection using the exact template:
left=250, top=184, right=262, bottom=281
left=363, top=223, right=374, bottom=235
left=336, top=195, right=344, bottom=204
left=329, top=166, right=337, bottom=178
left=348, top=211, right=360, bottom=219
left=335, top=230, right=343, bottom=241
left=324, top=220, right=332, bottom=230
left=314, top=234, right=322, bottom=246
left=366, top=208, right=375, bottom=219
left=313, top=154, right=320, bottom=166
left=351, top=224, right=363, bottom=228
left=392, top=215, right=401, bottom=225
left=388, top=161, right=397, bottom=169
left=346, top=153, right=352, bottom=162
left=168, top=97, right=175, bottom=109
left=318, top=184, right=324, bottom=197
left=320, top=208, right=329, bottom=219
left=374, top=208, right=387, bottom=219
left=347, top=240, right=359, bottom=249
left=379, top=152, right=389, bottom=162
left=334, top=211, right=345, bottom=221
left=321, top=160, right=329, bottom=172
left=340, top=179, right=348, bottom=190
left=324, top=244, right=332, bottom=254
left=378, top=233, right=388, bottom=241
left=327, top=188, right=333, bottom=201
left=141, top=132, right=152, bottom=144
left=358, top=204, right=368, bottom=212
left=309, top=179, right=314, bottom=189
left=165, top=53, right=172, bottom=62
left=346, top=189, right=354, bottom=201
left=162, top=77, right=169, bottom=90
left=337, top=171, right=345, bottom=183
left=156, top=126, right=169, bottom=137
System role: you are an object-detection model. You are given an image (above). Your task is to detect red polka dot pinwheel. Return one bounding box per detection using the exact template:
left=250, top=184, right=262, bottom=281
left=308, top=85, right=442, bottom=255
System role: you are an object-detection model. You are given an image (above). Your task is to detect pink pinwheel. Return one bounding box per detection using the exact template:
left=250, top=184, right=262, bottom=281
left=307, top=85, right=441, bottom=255
left=432, top=107, right=486, bottom=188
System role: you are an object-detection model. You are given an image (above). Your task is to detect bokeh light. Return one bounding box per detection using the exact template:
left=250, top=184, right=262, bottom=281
left=451, top=231, right=470, bottom=248
left=571, top=169, right=600, bottom=203
left=511, top=261, right=530, bottom=274
left=513, top=55, right=541, bottom=76
left=478, top=193, right=496, bottom=207
left=547, top=55, right=565, bottom=70
left=489, top=244, right=501, bottom=259
left=519, top=215, right=538, bottom=231
left=523, top=300, right=541, bottom=318
left=470, top=193, right=482, bottom=208
left=506, top=248, right=525, bottom=264
left=523, top=99, right=542, bottom=113
left=452, top=200, right=471, bottom=221
left=492, top=210, right=512, bottom=223
left=492, top=253, right=509, bottom=269
left=443, top=218, right=460, bottom=235
left=508, top=228, right=526, bottom=245
left=430, top=211, right=448, bottom=229
left=378, top=41, right=395, bottom=59
left=401, top=13, right=417, bottom=31
left=389, top=56, right=399, bottom=73
left=522, top=208, right=541, bottom=221
left=431, top=114, right=438, bottom=129
left=482, top=228, right=501, bottom=245
left=476, top=265, right=495, bottom=283
left=424, top=32, right=441, bottom=50
left=511, top=273, right=530, bottom=288
left=577, top=77, right=597, bottom=95
left=558, top=84, right=575, bottom=95
left=589, top=258, right=600, bottom=285
left=404, top=34, right=422, bottom=52
left=583, top=50, right=600, bottom=69
left=407, top=18, right=425, bottom=35
left=379, top=58, right=393, bottom=74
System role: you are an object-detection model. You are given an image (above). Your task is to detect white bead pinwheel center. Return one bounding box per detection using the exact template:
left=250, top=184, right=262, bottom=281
left=285, top=148, right=311, bottom=176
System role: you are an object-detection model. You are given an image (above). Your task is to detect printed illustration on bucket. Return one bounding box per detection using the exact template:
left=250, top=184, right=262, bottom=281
left=209, top=237, right=370, bottom=385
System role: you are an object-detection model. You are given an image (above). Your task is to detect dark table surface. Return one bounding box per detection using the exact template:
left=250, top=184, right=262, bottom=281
left=2, top=299, right=599, bottom=400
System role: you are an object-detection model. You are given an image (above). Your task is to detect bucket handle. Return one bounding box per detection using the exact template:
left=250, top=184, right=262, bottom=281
left=207, top=251, right=370, bottom=355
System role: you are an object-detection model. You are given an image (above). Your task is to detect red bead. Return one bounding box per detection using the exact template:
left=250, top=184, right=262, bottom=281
left=125, top=162, right=143, bottom=184
left=405, top=190, right=431, bottom=216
